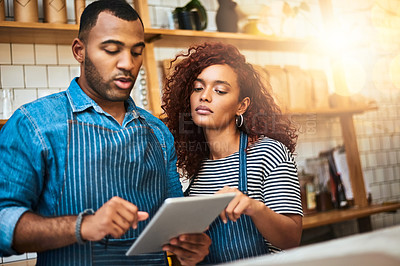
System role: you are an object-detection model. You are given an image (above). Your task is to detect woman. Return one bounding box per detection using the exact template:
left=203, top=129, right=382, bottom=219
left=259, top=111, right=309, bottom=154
left=162, top=42, right=303, bottom=264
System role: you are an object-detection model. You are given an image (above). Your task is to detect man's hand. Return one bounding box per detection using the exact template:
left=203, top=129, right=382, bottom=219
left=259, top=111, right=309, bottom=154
left=81, top=196, right=149, bottom=241
left=162, top=233, right=211, bottom=266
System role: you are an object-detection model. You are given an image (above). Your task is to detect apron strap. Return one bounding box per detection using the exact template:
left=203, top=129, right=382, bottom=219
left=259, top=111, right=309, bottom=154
left=185, top=131, right=248, bottom=196
left=238, top=131, right=248, bottom=194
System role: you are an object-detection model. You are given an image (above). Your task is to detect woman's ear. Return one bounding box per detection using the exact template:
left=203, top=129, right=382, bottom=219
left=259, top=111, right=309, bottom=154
left=237, top=97, right=250, bottom=116
left=72, top=38, right=85, bottom=64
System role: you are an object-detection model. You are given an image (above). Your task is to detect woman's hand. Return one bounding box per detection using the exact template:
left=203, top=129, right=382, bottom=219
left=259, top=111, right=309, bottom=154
left=216, top=186, right=264, bottom=223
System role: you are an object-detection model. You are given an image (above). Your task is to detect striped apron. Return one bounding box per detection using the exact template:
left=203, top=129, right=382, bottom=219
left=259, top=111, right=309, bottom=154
left=201, top=131, right=269, bottom=264
left=36, top=108, right=168, bottom=265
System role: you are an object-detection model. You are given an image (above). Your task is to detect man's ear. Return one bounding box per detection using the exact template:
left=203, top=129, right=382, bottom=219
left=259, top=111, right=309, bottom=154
left=237, top=97, right=250, bottom=116
left=72, top=38, right=85, bottom=63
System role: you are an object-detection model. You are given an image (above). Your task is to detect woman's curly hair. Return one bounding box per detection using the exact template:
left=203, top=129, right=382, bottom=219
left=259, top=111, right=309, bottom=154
left=162, top=42, right=298, bottom=179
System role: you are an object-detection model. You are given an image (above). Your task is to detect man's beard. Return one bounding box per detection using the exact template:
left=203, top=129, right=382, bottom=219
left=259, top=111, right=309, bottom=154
left=84, top=54, right=134, bottom=102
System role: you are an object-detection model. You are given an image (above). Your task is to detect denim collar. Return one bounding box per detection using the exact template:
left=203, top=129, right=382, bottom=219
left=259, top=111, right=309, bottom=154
left=66, top=77, right=141, bottom=120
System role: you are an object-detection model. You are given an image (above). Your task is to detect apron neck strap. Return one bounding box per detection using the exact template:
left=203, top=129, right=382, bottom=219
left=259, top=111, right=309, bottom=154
left=184, top=131, right=248, bottom=196
left=239, top=131, right=248, bottom=194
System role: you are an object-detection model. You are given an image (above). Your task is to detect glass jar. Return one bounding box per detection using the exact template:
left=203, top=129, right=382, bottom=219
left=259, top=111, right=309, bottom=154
left=299, top=171, right=317, bottom=215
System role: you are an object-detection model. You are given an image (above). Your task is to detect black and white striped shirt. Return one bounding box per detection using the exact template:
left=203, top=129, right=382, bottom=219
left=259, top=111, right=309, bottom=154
left=188, top=137, right=303, bottom=252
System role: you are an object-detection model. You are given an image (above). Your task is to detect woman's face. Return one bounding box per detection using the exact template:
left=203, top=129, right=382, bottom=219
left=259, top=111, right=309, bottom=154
left=190, top=64, right=243, bottom=131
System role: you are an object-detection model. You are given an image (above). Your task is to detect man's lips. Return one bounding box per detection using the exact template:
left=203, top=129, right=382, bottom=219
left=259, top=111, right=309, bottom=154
left=114, top=77, right=133, bottom=90
left=195, top=105, right=213, bottom=114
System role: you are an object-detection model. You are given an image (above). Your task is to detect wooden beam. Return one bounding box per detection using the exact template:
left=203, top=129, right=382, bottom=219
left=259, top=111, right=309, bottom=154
left=133, top=0, right=162, bottom=116
left=340, top=114, right=368, bottom=207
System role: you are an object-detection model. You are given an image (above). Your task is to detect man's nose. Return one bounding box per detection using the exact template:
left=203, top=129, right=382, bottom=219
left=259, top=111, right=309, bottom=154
left=117, top=51, right=135, bottom=71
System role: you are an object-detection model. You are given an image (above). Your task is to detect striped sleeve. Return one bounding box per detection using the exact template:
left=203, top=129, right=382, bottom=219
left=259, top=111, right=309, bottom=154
left=263, top=160, right=303, bottom=215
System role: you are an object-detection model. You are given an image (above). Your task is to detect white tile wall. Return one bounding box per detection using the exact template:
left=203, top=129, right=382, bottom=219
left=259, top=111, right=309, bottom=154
left=394, top=135, right=400, bottom=149
left=386, top=168, right=395, bottom=182
left=37, top=88, right=63, bottom=98
left=0, top=65, right=24, bottom=88
left=11, top=44, right=35, bottom=65
left=0, top=43, right=11, bottom=64
left=393, top=181, right=400, bottom=197
left=13, top=89, right=38, bottom=111
left=154, top=6, right=173, bottom=28
left=58, top=45, right=77, bottom=65
left=25, top=66, right=48, bottom=88
left=48, top=66, right=70, bottom=88
left=70, top=66, right=81, bottom=79
left=382, top=135, right=391, bottom=150
left=357, top=137, right=370, bottom=152
left=370, top=137, right=381, bottom=150
left=35, top=44, right=58, bottom=65
left=388, top=151, right=397, bottom=165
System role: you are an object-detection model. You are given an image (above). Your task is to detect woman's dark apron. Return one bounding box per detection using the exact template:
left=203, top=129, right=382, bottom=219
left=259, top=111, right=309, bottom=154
left=200, top=131, right=270, bottom=264
left=36, top=109, right=169, bottom=265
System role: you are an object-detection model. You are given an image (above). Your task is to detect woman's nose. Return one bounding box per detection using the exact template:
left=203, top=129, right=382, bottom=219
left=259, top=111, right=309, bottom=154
left=200, top=88, right=212, bottom=102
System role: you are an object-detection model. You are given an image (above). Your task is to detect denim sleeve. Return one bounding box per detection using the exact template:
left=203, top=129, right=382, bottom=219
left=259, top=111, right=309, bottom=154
left=0, top=109, right=46, bottom=255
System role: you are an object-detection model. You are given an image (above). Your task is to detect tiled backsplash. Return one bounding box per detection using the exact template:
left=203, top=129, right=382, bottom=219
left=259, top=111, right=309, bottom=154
left=1, top=0, right=400, bottom=264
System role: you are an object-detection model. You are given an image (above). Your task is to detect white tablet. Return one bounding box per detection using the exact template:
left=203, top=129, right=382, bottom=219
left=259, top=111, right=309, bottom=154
left=126, top=193, right=236, bottom=256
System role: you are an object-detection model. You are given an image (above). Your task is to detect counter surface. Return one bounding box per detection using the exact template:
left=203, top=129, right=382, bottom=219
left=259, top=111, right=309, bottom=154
left=221, top=224, right=400, bottom=266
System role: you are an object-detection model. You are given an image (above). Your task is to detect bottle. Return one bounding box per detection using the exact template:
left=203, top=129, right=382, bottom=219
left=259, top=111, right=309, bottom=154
left=336, top=173, right=349, bottom=209
left=13, top=0, right=38, bottom=22
left=299, top=171, right=317, bottom=215
left=43, top=0, right=67, bottom=24
left=216, top=0, right=239, bottom=32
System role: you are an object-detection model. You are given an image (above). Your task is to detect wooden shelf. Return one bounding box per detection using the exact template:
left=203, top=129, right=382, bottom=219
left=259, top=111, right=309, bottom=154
left=286, top=104, right=378, bottom=117
left=0, top=21, right=78, bottom=45
left=144, top=28, right=317, bottom=52
left=0, top=21, right=316, bottom=52
left=303, top=202, right=400, bottom=229
left=0, top=119, right=7, bottom=129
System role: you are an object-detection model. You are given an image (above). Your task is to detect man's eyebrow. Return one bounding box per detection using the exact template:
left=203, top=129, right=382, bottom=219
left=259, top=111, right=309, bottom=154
left=100, top=40, right=146, bottom=48
left=134, top=41, right=146, bottom=48
left=101, top=40, right=124, bottom=46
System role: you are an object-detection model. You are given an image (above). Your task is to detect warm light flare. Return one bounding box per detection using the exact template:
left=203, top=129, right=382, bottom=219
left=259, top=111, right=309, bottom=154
left=316, top=28, right=365, bottom=55
left=389, top=54, right=400, bottom=89
left=332, top=57, right=366, bottom=96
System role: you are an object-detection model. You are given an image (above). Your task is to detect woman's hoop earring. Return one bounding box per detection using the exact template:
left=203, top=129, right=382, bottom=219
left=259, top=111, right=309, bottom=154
left=236, top=114, right=244, bottom=128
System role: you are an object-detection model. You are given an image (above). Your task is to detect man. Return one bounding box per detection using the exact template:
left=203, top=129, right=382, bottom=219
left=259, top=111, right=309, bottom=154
left=0, top=1, right=210, bottom=265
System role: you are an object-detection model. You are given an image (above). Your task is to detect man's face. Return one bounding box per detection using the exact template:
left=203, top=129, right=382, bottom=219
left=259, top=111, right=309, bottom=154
left=80, top=12, right=145, bottom=103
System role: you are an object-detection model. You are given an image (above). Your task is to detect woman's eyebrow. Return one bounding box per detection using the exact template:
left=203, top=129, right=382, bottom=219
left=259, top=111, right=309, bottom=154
left=214, top=80, right=231, bottom=87
left=195, top=78, right=231, bottom=87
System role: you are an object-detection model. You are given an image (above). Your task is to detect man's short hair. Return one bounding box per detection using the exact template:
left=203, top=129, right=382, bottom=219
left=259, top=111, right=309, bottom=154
left=78, top=0, right=144, bottom=43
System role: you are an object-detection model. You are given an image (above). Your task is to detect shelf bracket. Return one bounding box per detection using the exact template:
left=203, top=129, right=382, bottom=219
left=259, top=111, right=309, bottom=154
left=145, top=34, right=162, bottom=44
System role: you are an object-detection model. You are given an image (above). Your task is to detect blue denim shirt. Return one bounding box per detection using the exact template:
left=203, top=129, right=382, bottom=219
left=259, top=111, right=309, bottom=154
left=0, top=78, right=182, bottom=256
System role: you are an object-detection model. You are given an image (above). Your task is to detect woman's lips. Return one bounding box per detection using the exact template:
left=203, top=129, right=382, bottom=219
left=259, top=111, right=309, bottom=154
left=195, top=105, right=213, bottom=115
left=114, top=77, right=133, bottom=90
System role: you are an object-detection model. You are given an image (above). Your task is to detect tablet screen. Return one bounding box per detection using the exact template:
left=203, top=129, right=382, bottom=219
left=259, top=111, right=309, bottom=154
left=126, top=193, right=236, bottom=256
